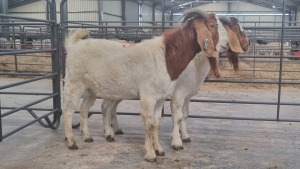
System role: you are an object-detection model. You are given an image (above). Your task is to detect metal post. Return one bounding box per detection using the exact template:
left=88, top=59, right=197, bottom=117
left=170, top=11, right=173, bottom=26
left=0, top=0, right=9, bottom=39
left=46, top=1, right=50, bottom=20
left=161, top=0, right=165, bottom=31
left=60, top=0, right=68, bottom=78
left=138, top=1, right=142, bottom=26
left=98, top=0, right=103, bottom=25
left=121, top=0, right=126, bottom=26
left=0, top=100, right=2, bottom=142
left=288, top=10, right=292, bottom=26
left=152, top=2, right=156, bottom=26
left=277, top=0, right=286, bottom=121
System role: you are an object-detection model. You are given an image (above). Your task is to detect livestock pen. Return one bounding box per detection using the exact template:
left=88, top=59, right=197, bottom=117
left=0, top=0, right=300, bottom=168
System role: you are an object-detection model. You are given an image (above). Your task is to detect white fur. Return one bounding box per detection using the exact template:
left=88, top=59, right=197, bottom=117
left=100, top=17, right=237, bottom=150
left=63, top=33, right=172, bottom=160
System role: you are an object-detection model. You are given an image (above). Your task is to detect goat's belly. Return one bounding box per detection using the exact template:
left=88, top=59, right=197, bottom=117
left=92, top=83, right=139, bottom=100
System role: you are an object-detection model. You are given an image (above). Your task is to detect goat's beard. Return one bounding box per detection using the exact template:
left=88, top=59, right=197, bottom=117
left=208, top=57, right=221, bottom=78
left=226, top=48, right=239, bottom=71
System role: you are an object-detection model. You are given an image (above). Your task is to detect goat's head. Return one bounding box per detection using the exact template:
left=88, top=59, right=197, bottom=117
left=218, top=16, right=249, bottom=71
left=182, top=9, right=221, bottom=77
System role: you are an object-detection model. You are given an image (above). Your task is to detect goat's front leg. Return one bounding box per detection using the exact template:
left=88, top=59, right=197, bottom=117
left=180, top=97, right=191, bottom=142
left=170, top=96, right=185, bottom=150
left=79, top=93, right=96, bottom=142
left=152, top=99, right=165, bottom=156
left=140, top=97, right=158, bottom=162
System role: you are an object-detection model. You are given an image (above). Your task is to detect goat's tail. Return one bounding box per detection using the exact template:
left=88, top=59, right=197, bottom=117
left=65, top=29, right=89, bottom=51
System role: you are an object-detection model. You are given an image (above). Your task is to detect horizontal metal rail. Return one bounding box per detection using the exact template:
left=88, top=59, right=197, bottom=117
left=205, top=79, right=300, bottom=84
left=0, top=49, right=56, bottom=55
left=0, top=92, right=53, bottom=95
left=77, top=111, right=300, bottom=122
left=0, top=72, right=49, bottom=76
left=189, top=99, right=300, bottom=106
left=1, top=93, right=58, bottom=118
left=1, top=107, right=53, bottom=111
left=0, top=14, right=55, bottom=23
left=0, top=73, right=57, bottom=90
left=1, top=108, right=59, bottom=140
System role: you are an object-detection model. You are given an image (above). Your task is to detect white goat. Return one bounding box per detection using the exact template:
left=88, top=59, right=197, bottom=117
left=100, top=16, right=249, bottom=150
left=63, top=9, right=221, bottom=162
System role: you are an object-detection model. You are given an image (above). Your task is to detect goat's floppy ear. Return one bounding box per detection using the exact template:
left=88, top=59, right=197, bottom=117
left=193, top=19, right=218, bottom=58
left=193, top=19, right=221, bottom=78
left=222, top=24, right=244, bottom=54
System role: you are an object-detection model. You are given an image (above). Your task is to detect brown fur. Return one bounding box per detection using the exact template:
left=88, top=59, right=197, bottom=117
left=227, top=48, right=240, bottom=71
left=229, top=17, right=249, bottom=52
left=163, top=22, right=201, bottom=80
left=163, top=14, right=219, bottom=80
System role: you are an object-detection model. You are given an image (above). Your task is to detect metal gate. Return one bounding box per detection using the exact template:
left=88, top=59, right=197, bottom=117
left=0, top=0, right=61, bottom=141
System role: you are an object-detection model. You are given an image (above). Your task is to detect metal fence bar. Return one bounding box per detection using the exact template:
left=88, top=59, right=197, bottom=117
left=1, top=109, right=58, bottom=140
left=2, top=107, right=53, bottom=111
left=276, top=0, right=286, bottom=121
left=1, top=93, right=57, bottom=118
left=0, top=49, right=56, bottom=55
left=0, top=73, right=56, bottom=90
left=0, top=92, right=53, bottom=95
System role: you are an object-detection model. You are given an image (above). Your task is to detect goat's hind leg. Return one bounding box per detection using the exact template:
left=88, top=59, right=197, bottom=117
left=62, top=82, right=86, bottom=150
left=79, top=92, right=96, bottom=142
left=102, top=99, right=120, bottom=142
left=109, top=99, right=124, bottom=135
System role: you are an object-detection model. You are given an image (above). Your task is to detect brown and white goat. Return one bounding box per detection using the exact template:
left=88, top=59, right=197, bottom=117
left=100, top=16, right=249, bottom=150
left=63, top=9, right=220, bottom=162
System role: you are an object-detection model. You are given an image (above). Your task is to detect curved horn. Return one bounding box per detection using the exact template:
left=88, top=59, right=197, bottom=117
left=182, top=8, right=207, bottom=22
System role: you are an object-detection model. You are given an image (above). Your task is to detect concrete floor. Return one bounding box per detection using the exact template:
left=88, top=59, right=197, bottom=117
left=0, top=77, right=300, bottom=169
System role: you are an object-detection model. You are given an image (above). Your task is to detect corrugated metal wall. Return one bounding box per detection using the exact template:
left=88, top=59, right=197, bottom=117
left=7, top=0, right=289, bottom=27
left=172, top=1, right=287, bottom=27
left=9, top=0, right=46, bottom=19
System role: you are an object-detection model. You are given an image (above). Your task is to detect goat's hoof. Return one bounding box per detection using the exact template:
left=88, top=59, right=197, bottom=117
left=106, top=135, right=115, bottom=142
left=115, top=130, right=124, bottom=135
left=182, top=138, right=191, bottom=142
left=155, top=150, right=165, bottom=156
left=172, top=145, right=184, bottom=150
left=145, top=156, right=157, bottom=162
left=68, top=143, right=79, bottom=150
left=84, top=137, right=94, bottom=143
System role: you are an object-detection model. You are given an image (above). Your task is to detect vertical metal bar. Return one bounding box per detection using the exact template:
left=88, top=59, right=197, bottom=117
left=170, top=11, right=173, bottom=26
left=0, top=0, right=9, bottom=39
left=0, top=100, right=2, bottom=142
left=152, top=2, right=156, bottom=26
left=161, top=0, right=165, bottom=31
left=60, top=0, right=68, bottom=78
left=98, top=0, right=103, bottom=25
left=53, top=0, right=61, bottom=126
left=277, top=0, right=286, bottom=121
left=12, top=23, right=18, bottom=72
left=138, top=1, right=142, bottom=26
left=121, top=0, right=126, bottom=26
left=46, top=1, right=50, bottom=20
left=51, top=23, right=61, bottom=126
